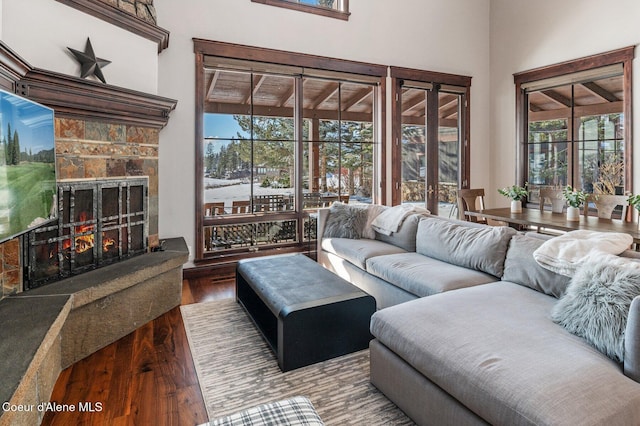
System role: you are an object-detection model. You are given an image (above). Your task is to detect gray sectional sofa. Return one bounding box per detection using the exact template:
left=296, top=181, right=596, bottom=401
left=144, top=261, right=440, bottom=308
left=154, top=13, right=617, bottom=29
left=316, top=204, right=640, bottom=425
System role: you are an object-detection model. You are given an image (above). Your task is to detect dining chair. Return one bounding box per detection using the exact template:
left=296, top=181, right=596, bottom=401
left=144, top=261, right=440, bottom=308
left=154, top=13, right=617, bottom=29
left=538, top=188, right=565, bottom=213
left=457, top=188, right=487, bottom=224
left=583, top=194, right=629, bottom=220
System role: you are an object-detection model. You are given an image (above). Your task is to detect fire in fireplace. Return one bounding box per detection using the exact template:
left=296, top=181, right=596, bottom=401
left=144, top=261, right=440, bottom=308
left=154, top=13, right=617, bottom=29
left=24, top=178, right=148, bottom=289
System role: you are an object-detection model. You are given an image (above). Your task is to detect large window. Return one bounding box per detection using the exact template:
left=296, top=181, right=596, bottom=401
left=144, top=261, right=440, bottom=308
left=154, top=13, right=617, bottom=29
left=251, top=0, right=350, bottom=20
left=194, top=40, right=383, bottom=262
left=514, top=47, right=633, bottom=204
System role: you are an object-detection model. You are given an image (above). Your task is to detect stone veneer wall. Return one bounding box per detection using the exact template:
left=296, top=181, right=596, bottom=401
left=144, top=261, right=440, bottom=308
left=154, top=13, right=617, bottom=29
left=0, top=117, right=160, bottom=300
left=0, top=239, right=21, bottom=298
left=99, top=0, right=157, bottom=24
left=55, top=117, right=160, bottom=245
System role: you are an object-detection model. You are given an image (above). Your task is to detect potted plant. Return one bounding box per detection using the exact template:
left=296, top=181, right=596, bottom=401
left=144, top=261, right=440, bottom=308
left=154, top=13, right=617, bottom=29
left=628, top=194, right=640, bottom=226
left=498, top=184, right=528, bottom=213
left=562, top=185, right=586, bottom=221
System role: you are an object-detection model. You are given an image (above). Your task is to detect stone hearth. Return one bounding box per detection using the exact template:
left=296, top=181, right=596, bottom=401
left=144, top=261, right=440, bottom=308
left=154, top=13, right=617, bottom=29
left=0, top=237, right=187, bottom=426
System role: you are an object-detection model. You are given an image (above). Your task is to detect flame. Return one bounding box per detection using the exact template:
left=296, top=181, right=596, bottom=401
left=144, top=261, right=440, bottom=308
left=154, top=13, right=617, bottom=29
left=53, top=212, right=117, bottom=257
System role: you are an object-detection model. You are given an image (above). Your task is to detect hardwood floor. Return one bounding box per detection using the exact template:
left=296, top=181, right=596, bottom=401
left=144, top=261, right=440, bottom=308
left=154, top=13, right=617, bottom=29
left=41, top=274, right=235, bottom=426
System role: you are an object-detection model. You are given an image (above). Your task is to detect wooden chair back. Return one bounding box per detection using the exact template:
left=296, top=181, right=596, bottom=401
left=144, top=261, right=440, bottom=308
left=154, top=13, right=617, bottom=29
left=231, top=200, right=251, bottom=214
left=538, top=188, right=564, bottom=212
left=204, top=202, right=225, bottom=217
left=457, top=188, right=486, bottom=223
left=584, top=194, right=629, bottom=220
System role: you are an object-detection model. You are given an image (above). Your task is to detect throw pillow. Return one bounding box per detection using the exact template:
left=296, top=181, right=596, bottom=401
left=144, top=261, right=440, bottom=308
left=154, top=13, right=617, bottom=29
left=551, top=259, right=640, bottom=362
left=502, top=233, right=571, bottom=298
left=322, top=202, right=368, bottom=239
left=362, top=204, right=387, bottom=240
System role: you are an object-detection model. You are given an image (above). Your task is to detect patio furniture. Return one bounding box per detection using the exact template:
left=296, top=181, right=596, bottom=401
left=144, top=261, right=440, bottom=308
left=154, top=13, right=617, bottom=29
left=231, top=200, right=250, bottom=214
left=204, top=202, right=225, bottom=216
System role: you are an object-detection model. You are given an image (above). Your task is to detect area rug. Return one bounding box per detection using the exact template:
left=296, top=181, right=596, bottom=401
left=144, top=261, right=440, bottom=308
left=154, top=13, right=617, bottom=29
left=181, top=299, right=414, bottom=425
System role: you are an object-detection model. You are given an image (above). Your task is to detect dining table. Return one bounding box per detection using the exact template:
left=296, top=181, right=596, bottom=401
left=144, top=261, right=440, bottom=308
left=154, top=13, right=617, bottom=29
left=464, top=207, right=640, bottom=245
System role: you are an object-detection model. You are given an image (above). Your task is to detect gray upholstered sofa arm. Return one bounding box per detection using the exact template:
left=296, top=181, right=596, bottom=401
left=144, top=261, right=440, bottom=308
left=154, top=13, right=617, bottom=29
left=625, top=295, right=640, bottom=382
left=316, top=208, right=330, bottom=256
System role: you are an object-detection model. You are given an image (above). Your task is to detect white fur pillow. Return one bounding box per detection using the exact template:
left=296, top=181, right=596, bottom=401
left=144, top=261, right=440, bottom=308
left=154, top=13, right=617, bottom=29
left=322, top=202, right=368, bottom=239
left=551, top=259, right=640, bottom=362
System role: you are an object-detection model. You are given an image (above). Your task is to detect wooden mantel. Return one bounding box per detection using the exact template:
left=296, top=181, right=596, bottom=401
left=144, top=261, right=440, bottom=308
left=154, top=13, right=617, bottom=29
left=0, top=42, right=176, bottom=129
left=55, top=0, right=170, bottom=53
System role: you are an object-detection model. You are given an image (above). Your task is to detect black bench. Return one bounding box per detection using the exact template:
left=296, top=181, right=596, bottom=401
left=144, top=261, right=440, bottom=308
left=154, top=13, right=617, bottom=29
left=236, top=254, right=376, bottom=372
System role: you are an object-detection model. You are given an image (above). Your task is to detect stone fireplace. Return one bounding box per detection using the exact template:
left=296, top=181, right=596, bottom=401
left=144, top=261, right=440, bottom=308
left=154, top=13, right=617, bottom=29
left=0, top=114, right=163, bottom=298
left=25, top=177, right=148, bottom=289
left=0, top=4, right=180, bottom=424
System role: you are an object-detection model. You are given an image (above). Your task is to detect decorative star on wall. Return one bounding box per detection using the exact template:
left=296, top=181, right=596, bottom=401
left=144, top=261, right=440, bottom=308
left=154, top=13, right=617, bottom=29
left=67, top=38, right=111, bottom=84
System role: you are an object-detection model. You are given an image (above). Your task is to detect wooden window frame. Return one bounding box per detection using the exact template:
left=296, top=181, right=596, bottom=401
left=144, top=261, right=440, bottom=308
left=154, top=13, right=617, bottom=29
left=251, top=0, right=350, bottom=20
left=193, top=39, right=384, bottom=263
left=513, top=46, right=634, bottom=193
left=389, top=67, right=472, bottom=206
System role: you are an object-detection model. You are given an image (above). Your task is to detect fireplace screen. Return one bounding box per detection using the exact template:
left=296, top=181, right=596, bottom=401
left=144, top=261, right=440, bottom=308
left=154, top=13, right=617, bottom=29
left=25, top=178, right=148, bottom=289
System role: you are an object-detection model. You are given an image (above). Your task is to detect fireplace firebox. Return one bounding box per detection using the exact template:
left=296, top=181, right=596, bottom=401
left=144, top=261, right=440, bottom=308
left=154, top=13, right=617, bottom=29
left=24, top=178, right=148, bottom=289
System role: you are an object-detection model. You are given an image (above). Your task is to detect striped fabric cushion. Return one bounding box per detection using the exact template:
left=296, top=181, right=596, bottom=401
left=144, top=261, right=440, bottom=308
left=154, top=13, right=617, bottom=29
left=211, top=396, right=324, bottom=426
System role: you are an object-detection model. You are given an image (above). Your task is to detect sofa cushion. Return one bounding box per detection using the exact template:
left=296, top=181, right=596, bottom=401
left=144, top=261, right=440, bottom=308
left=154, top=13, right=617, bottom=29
left=321, top=238, right=406, bottom=270
left=551, top=259, right=640, bottom=363
left=371, top=282, right=640, bottom=426
left=366, top=252, right=497, bottom=298
left=416, top=216, right=516, bottom=277
left=375, top=213, right=423, bottom=252
left=502, top=233, right=571, bottom=298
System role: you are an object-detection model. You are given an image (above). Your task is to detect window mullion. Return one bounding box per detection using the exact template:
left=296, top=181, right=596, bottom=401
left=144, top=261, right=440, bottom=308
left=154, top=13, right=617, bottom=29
left=295, top=75, right=304, bottom=214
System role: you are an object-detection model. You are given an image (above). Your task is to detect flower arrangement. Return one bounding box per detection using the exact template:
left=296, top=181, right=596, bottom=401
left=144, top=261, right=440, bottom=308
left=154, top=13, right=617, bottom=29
left=497, top=184, right=528, bottom=201
left=562, top=185, right=586, bottom=208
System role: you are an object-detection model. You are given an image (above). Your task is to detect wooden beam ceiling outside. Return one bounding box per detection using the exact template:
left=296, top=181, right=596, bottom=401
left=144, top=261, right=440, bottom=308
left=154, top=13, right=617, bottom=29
left=401, top=93, right=426, bottom=115
left=439, top=95, right=459, bottom=119
left=528, top=101, right=623, bottom=122
left=581, top=81, right=619, bottom=102
left=278, top=85, right=295, bottom=107
left=204, top=101, right=371, bottom=122
left=243, top=74, right=265, bottom=104
left=540, top=90, right=572, bottom=107
left=206, top=70, right=220, bottom=101
left=341, top=88, right=372, bottom=112
left=311, top=82, right=339, bottom=109
left=203, top=62, right=623, bottom=127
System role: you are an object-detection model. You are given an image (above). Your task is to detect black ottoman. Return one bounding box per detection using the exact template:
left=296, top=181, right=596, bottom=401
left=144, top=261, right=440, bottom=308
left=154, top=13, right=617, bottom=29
left=236, top=253, right=376, bottom=372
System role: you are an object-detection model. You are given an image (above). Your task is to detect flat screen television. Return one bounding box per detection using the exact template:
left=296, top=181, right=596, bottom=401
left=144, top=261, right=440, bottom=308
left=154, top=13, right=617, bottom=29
left=0, top=89, right=56, bottom=244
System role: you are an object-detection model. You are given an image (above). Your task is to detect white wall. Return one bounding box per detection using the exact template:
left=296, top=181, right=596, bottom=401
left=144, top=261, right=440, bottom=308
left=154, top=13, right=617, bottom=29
left=1, top=0, right=158, bottom=93
left=155, top=0, right=491, bottom=261
left=490, top=0, right=640, bottom=207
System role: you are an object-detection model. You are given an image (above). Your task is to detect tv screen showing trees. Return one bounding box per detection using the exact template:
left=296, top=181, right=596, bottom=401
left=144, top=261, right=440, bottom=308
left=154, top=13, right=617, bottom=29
left=0, top=89, right=56, bottom=243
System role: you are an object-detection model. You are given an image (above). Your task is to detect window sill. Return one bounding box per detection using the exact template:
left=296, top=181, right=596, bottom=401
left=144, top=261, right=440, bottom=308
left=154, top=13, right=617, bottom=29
left=251, top=0, right=350, bottom=21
